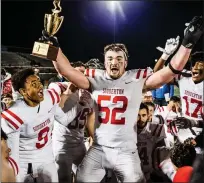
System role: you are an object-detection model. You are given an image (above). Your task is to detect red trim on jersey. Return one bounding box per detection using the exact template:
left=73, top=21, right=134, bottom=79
left=48, top=90, right=55, bottom=105
left=92, top=69, right=95, bottom=78
left=57, top=82, right=66, bottom=91
left=161, top=107, right=164, bottom=111
left=85, top=69, right=89, bottom=77
left=158, top=107, right=161, bottom=112
left=51, top=89, right=60, bottom=104
left=8, top=157, right=19, bottom=175
left=136, top=69, right=141, bottom=79
left=143, top=68, right=147, bottom=78
left=6, top=110, right=23, bottom=125
left=1, top=113, right=19, bottom=130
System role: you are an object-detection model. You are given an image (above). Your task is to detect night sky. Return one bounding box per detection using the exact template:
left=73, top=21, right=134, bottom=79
left=2, top=0, right=204, bottom=69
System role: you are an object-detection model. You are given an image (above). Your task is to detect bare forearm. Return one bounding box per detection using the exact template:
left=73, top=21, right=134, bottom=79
left=54, top=48, right=90, bottom=89
left=153, top=57, right=166, bottom=72
left=59, top=94, right=70, bottom=108
left=86, top=112, right=95, bottom=139
left=145, top=45, right=191, bottom=89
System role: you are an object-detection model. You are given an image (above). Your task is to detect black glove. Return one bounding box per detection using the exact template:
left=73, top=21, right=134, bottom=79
left=173, top=117, right=196, bottom=129
left=39, top=30, right=60, bottom=47
left=182, top=16, right=203, bottom=49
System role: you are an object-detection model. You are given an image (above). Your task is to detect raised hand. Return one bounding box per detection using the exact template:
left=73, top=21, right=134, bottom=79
left=39, top=30, right=60, bottom=47
left=157, top=36, right=180, bottom=60
left=182, top=16, right=203, bottom=49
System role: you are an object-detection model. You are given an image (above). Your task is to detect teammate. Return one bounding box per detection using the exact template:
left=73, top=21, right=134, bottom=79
left=51, top=63, right=95, bottom=183
left=1, top=128, right=18, bottom=182
left=136, top=103, right=166, bottom=182
left=1, top=68, right=78, bottom=182
left=41, top=16, right=203, bottom=182
left=155, top=47, right=204, bottom=143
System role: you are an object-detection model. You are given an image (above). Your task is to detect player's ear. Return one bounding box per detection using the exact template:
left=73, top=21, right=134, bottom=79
left=125, top=61, right=128, bottom=68
left=19, top=88, right=26, bottom=96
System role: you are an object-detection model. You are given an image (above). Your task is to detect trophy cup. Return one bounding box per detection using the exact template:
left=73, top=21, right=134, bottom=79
left=32, top=0, right=64, bottom=61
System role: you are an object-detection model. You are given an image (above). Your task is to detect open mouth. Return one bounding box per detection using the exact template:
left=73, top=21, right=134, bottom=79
left=111, top=67, right=119, bottom=73
left=38, top=89, right=44, bottom=98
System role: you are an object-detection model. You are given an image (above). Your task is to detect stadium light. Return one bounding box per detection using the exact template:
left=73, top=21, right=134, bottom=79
left=108, top=1, right=118, bottom=13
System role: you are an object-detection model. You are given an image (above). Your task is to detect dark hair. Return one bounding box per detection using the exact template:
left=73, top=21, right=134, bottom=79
left=104, top=43, right=129, bottom=60
left=170, top=143, right=196, bottom=168
left=11, top=68, right=35, bottom=92
left=71, top=61, right=86, bottom=68
left=139, top=103, right=149, bottom=114
left=1, top=93, right=13, bottom=100
left=170, top=96, right=180, bottom=103
left=1, top=68, right=6, bottom=76
left=1, top=128, right=8, bottom=140
left=144, top=102, right=155, bottom=110
left=190, top=51, right=204, bottom=66
left=85, top=58, right=105, bottom=69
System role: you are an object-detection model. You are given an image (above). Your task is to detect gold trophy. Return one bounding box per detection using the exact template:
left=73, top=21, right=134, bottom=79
left=32, top=0, right=64, bottom=60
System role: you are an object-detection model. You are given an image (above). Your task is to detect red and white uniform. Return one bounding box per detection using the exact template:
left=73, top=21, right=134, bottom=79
left=8, top=156, right=19, bottom=176
left=86, top=68, right=152, bottom=148
left=136, top=122, right=166, bottom=181
left=53, top=89, right=94, bottom=183
left=176, top=70, right=203, bottom=142
left=1, top=89, right=76, bottom=182
left=76, top=68, right=152, bottom=183
left=154, top=106, right=178, bottom=147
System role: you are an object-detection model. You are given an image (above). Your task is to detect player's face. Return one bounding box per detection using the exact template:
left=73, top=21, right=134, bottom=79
left=105, top=50, right=127, bottom=79
left=22, top=75, right=44, bottom=104
left=1, top=138, right=10, bottom=160
left=143, top=96, right=153, bottom=103
left=192, top=61, right=204, bottom=84
left=2, top=97, right=12, bottom=108
left=147, top=105, right=154, bottom=121
left=137, top=108, right=148, bottom=129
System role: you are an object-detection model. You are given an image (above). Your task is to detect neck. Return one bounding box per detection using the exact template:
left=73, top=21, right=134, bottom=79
left=24, top=98, right=39, bottom=107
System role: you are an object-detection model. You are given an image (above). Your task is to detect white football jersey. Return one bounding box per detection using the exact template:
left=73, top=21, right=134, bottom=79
left=85, top=68, right=153, bottom=148
left=53, top=89, right=93, bottom=148
left=154, top=106, right=178, bottom=133
left=136, top=122, right=166, bottom=176
left=1, top=89, right=75, bottom=166
left=174, top=71, right=203, bottom=142
left=176, top=71, right=203, bottom=120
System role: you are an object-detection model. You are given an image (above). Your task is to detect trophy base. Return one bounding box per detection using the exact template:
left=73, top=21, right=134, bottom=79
left=32, top=42, right=59, bottom=61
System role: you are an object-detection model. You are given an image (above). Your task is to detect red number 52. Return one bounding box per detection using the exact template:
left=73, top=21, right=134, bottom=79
left=97, top=95, right=128, bottom=125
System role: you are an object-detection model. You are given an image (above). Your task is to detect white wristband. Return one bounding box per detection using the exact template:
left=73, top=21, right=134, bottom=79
left=161, top=53, right=170, bottom=61
left=159, top=159, right=176, bottom=181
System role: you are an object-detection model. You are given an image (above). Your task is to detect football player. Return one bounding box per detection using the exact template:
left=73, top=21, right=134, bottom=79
left=1, top=68, right=78, bottom=182
left=41, top=16, right=203, bottom=182
left=136, top=103, right=166, bottom=182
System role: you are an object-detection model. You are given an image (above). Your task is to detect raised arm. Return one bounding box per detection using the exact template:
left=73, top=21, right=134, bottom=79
left=146, top=45, right=191, bottom=89
left=54, top=49, right=90, bottom=89
left=40, top=31, right=90, bottom=89
left=154, top=36, right=180, bottom=73
left=145, top=16, right=203, bottom=89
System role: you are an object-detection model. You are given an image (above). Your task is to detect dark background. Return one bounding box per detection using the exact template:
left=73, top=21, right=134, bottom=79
left=2, top=0, right=204, bottom=69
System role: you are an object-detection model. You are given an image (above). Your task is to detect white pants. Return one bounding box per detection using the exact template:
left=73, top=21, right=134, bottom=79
left=54, top=143, right=87, bottom=183
left=19, top=161, right=58, bottom=182
left=76, top=144, right=145, bottom=183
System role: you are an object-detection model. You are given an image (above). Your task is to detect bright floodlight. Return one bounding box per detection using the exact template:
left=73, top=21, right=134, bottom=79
left=106, top=1, right=125, bottom=19
left=109, top=1, right=117, bottom=13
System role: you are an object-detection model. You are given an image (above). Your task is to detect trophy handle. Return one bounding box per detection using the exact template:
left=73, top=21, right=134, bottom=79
left=51, top=14, right=64, bottom=35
